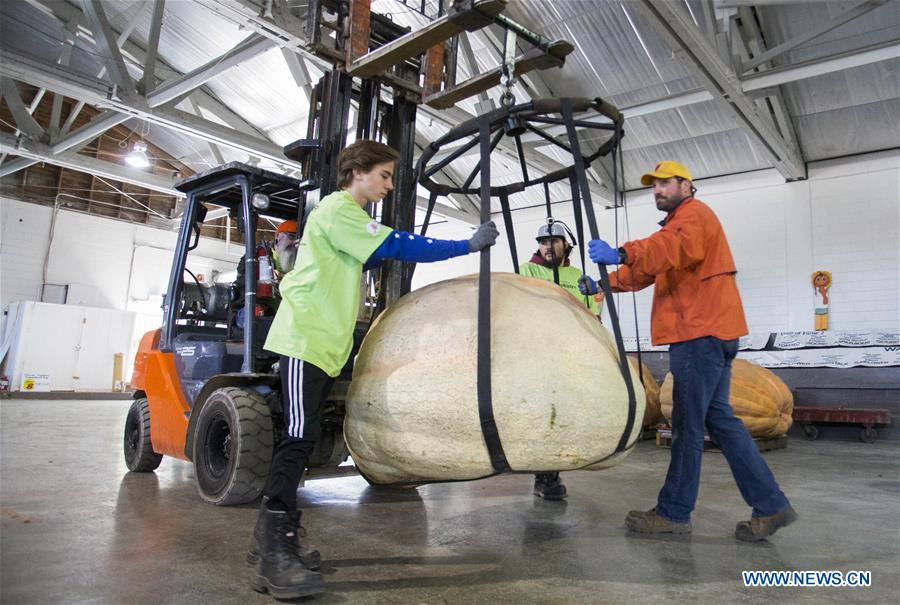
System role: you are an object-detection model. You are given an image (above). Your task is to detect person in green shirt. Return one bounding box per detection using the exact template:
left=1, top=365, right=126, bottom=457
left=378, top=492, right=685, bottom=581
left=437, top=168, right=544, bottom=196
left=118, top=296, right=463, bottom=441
left=519, top=220, right=603, bottom=501
left=520, top=221, right=601, bottom=315
left=250, top=139, right=500, bottom=599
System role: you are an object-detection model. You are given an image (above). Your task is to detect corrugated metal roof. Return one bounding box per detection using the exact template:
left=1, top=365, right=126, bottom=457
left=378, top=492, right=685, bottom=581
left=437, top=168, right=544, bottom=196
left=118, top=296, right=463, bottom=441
left=2, top=0, right=898, bottom=215
left=502, top=0, right=899, bottom=188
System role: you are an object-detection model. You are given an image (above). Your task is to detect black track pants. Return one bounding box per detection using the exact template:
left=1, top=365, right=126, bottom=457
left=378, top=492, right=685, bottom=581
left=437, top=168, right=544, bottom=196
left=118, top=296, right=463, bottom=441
left=263, top=356, right=334, bottom=511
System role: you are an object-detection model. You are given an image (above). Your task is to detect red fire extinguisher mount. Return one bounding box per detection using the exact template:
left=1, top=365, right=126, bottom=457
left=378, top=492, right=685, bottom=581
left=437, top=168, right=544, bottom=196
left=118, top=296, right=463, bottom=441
left=256, top=243, right=274, bottom=299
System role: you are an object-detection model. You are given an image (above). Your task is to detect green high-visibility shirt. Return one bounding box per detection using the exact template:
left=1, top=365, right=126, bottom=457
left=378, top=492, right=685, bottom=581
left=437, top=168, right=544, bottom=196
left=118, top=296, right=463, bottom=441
left=519, top=261, right=601, bottom=315
left=264, top=190, right=391, bottom=376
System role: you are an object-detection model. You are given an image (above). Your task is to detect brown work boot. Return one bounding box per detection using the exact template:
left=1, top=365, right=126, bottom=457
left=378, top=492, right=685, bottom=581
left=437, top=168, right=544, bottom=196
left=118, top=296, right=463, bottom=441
left=625, top=508, right=692, bottom=534
left=735, top=506, right=798, bottom=542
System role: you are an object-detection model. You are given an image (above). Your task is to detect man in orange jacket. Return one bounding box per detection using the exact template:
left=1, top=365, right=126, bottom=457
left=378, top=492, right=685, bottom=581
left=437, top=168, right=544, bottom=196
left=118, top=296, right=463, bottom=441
left=579, top=161, right=796, bottom=542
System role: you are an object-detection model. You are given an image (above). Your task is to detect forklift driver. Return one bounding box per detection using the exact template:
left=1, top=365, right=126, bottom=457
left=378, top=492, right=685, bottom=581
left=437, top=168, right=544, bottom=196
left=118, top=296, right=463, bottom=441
left=249, top=139, right=500, bottom=599
left=232, top=220, right=299, bottom=328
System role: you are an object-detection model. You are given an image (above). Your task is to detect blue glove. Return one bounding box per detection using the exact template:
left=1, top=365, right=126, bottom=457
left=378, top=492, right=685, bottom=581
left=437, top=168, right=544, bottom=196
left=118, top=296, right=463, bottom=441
left=588, top=239, right=620, bottom=265
left=578, top=274, right=600, bottom=296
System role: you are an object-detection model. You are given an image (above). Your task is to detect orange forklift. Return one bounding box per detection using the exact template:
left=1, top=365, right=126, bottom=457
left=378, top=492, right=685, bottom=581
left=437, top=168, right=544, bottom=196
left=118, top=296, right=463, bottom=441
left=120, top=0, right=510, bottom=505
left=124, top=162, right=361, bottom=505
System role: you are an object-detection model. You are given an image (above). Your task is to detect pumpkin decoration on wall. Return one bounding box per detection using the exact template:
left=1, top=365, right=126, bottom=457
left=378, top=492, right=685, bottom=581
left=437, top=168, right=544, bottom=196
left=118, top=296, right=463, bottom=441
left=812, top=270, right=832, bottom=331
left=659, top=358, right=793, bottom=439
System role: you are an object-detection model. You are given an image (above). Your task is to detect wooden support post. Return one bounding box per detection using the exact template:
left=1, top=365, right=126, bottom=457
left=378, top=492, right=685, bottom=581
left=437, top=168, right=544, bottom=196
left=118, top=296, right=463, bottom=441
left=423, top=43, right=445, bottom=98
left=346, top=0, right=372, bottom=71
left=348, top=0, right=506, bottom=79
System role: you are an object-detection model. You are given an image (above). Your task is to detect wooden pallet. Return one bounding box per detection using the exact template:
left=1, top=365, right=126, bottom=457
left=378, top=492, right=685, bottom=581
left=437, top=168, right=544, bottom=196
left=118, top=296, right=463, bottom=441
left=639, top=427, right=659, bottom=441
left=655, top=427, right=788, bottom=452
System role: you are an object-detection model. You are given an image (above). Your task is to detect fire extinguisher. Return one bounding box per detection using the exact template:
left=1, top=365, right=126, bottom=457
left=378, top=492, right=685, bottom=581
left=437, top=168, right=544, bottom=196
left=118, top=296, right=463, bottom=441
left=256, top=243, right=274, bottom=299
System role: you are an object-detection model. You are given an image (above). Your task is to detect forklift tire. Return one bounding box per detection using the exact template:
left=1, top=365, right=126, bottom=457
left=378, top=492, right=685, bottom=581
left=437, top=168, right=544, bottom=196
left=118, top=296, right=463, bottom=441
left=193, top=387, right=273, bottom=506
left=124, top=397, right=163, bottom=472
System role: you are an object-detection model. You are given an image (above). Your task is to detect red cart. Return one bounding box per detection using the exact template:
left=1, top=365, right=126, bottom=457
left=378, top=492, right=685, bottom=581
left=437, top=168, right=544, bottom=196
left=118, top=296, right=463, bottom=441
left=792, top=406, right=892, bottom=443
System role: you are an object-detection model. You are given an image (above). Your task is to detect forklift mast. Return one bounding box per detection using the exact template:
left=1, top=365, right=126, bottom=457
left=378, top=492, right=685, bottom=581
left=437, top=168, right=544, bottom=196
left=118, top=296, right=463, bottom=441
left=286, top=0, right=572, bottom=313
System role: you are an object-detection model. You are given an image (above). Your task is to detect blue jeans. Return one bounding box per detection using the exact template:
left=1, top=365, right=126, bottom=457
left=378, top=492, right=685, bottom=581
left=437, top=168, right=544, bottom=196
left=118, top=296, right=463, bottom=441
left=655, top=336, right=790, bottom=523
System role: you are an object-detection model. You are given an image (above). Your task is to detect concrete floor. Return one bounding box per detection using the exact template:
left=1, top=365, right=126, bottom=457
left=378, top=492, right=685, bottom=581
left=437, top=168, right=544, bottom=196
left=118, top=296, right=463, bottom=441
left=2, top=400, right=898, bottom=604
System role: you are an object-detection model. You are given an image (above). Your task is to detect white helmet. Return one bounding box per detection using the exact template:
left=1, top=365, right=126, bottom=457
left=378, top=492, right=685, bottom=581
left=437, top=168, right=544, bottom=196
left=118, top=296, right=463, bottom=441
left=535, top=220, right=575, bottom=246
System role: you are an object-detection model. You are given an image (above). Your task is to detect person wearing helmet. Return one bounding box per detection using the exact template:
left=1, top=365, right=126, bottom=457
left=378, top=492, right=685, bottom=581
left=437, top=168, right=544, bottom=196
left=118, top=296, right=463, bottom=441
left=272, top=219, right=300, bottom=279
left=578, top=160, right=796, bottom=542
left=518, top=219, right=602, bottom=501
left=231, top=219, right=301, bottom=328
left=521, top=220, right=602, bottom=316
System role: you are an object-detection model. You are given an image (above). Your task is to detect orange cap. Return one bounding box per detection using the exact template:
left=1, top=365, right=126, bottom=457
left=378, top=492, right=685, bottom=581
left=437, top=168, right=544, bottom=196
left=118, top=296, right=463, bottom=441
left=276, top=220, right=298, bottom=234
left=640, top=161, right=692, bottom=186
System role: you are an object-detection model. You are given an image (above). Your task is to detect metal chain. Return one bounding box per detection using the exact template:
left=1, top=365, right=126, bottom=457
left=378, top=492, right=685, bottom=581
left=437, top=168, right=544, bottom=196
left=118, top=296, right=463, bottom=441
left=499, top=30, right=517, bottom=108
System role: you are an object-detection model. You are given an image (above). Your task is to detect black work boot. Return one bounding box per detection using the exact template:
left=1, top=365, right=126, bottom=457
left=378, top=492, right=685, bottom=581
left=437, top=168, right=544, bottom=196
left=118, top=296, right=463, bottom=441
left=248, top=498, right=321, bottom=571
left=533, top=472, right=568, bottom=500
left=249, top=502, right=325, bottom=599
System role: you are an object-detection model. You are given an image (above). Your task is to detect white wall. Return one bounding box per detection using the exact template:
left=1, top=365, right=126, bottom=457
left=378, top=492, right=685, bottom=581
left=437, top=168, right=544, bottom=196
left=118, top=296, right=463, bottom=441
left=1, top=196, right=245, bottom=381
left=1, top=198, right=244, bottom=310
left=3, top=148, right=897, bottom=374
left=413, top=150, right=900, bottom=338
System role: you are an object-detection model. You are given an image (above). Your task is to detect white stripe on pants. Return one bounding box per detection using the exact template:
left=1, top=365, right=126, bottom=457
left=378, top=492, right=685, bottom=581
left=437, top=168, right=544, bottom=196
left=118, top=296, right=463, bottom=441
left=287, top=356, right=305, bottom=438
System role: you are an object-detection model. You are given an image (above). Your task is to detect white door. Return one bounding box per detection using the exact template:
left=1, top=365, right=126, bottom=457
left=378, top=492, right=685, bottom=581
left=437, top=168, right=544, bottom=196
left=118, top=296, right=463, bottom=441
left=75, top=307, right=135, bottom=391
left=16, top=303, right=85, bottom=391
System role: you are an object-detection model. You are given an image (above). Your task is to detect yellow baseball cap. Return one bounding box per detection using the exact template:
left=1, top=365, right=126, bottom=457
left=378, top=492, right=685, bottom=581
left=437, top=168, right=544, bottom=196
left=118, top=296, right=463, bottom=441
left=640, top=161, right=692, bottom=186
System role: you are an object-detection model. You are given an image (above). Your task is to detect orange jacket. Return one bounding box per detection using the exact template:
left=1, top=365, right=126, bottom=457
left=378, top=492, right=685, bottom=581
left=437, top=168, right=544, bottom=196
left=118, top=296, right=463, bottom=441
left=610, top=197, right=748, bottom=345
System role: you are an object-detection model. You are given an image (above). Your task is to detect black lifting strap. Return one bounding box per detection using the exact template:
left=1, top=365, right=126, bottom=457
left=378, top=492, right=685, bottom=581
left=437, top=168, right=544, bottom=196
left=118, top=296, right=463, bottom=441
left=476, top=114, right=509, bottom=473
left=419, top=189, right=439, bottom=237
left=543, top=181, right=560, bottom=285
left=498, top=191, right=519, bottom=274
left=560, top=98, right=637, bottom=454
left=610, top=147, right=645, bottom=388
left=568, top=169, right=592, bottom=309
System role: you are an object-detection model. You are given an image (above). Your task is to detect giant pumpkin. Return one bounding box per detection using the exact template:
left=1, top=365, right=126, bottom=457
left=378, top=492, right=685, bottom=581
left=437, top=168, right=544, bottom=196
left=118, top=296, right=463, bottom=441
left=345, top=273, right=645, bottom=484
left=660, top=358, right=793, bottom=438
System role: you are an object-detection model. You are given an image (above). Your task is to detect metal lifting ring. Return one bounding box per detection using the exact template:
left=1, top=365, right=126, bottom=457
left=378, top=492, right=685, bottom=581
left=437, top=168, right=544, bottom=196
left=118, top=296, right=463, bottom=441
left=416, top=97, right=624, bottom=198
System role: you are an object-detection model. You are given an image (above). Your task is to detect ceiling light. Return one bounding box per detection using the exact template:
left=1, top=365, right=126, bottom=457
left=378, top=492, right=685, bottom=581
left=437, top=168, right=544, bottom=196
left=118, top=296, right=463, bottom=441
left=126, top=140, right=151, bottom=168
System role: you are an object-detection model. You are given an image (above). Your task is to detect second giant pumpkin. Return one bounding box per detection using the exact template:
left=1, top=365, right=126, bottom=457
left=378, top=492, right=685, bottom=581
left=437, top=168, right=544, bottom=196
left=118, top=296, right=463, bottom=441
left=660, top=358, right=793, bottom=438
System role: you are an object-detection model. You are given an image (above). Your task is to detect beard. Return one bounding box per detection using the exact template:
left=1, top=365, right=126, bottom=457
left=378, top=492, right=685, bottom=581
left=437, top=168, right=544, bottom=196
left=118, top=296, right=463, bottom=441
left=543, top=251, right=565, bottom=268
left=656, top=194, right=679, bottom=211
left=275, top=239, right=298, bottom=274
